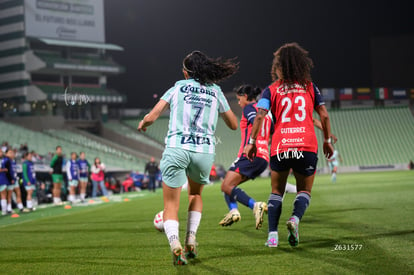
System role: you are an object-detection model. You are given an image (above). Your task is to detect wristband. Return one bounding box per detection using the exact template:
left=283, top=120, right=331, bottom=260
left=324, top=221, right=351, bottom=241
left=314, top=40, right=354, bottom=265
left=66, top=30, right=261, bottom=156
left=248, top=137, right=256, bottom=145
left=324, top=137, right=332, bottom=144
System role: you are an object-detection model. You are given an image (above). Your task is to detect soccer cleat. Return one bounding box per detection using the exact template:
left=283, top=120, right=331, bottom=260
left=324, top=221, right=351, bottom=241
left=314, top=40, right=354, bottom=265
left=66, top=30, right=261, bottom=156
left=185, top=234, right=198, bottom=259
left=20, top=208, right=31, bottom=213
left=219, top=209, right=241, bottom=227
left=265, top=232, right=279, bottom=247
left=253, top=202, right=268, bottom=230
left=171, top=241, right=188, bottom=265
left=286, top=217, right=299, bottom=247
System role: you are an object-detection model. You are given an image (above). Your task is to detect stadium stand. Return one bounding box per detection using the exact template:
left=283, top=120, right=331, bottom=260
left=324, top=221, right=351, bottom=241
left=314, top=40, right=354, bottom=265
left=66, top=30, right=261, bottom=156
left=315, top=107, right=414, bottom=169
left=126, top=107, right=413, bottom=171
left=103, top=121, right=164, bottom=150
left=124, top=118, right=169, bottom=144
left=0, top=120, right=145, bottom=170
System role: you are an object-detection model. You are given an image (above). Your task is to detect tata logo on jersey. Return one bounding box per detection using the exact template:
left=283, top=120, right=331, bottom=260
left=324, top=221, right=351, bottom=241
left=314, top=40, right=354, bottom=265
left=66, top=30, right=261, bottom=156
left=180, top=85, right=217, bottom=98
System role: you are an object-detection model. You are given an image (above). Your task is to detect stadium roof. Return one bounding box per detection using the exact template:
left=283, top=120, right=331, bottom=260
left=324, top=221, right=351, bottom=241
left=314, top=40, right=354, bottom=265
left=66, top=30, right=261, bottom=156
left=38, top=38, right=124, bottom=51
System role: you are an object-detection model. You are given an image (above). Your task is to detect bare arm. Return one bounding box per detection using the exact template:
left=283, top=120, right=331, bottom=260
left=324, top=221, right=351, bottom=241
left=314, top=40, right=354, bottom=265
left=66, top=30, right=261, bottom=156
left=313, top=118, right=322, bottom=130
left=220, top=110, right=238, bottom=130
left=138, top=99, right=169, bottom=132
left=314, top=118, right=337, bottom=144
left=243, top=108, right=267, bottom=160
left=315, top=105, right=334, bottom=159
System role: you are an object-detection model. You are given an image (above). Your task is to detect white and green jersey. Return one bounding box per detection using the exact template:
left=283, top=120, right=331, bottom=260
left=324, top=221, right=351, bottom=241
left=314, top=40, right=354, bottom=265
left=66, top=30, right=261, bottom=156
left=161, top=79, right=230, bottom=154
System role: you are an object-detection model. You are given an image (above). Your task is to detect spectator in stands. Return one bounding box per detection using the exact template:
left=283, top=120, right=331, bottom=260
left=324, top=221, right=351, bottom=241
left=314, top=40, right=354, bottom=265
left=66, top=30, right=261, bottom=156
left=91, top=157, right=109, bottom=198
left=50, top=146, right=64, bottom=206
left=145, top=157, right=158, bottom=192
left=22, top=152, right=36, bottom=211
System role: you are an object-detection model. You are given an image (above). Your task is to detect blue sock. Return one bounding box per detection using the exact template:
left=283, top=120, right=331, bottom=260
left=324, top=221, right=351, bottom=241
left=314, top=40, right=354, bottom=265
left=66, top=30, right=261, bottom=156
left=224, top=193, right=238, bottom=210
left=268, top=193, right=283, bottom=232
left=230, top=187, right=255, bottom=209
left=292, top=192, right=311, bottom=220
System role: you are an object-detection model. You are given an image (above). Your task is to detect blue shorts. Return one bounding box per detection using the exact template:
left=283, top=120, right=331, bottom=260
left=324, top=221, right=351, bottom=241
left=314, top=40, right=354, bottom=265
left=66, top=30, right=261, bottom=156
left=229, top=155, right=268, bottom=179
left=270, top=151, right=318, bottom=176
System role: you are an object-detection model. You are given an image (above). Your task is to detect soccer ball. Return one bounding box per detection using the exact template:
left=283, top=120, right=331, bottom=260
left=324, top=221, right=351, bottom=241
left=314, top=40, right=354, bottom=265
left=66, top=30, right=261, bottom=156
left=153, top=210, right=164, bottom=232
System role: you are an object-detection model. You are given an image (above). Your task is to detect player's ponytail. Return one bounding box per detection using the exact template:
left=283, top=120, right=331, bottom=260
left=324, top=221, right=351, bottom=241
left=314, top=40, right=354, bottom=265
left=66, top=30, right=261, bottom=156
left=234, top=85, right=262, bottom=101
left=271, top=42, right=313, bottom=87
left=183, top=51, right=239, bottom=85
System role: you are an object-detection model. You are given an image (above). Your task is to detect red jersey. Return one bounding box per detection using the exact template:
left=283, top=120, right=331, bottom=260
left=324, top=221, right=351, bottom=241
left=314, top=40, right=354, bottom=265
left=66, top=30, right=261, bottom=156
left=257, top=81, right=325, bottom=156
left=238, top=103, right=273, bottom=162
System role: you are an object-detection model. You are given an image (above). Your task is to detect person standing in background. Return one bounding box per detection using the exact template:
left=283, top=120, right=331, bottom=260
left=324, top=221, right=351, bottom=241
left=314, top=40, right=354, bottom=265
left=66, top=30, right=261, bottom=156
left=22, top=152, right=36, bottom=211
left=66, top=152, right=80, bottom=204
left=50, top=146, right=64, bottom=206
left=7, top=149, right=26, bottom=213
left=77, top=152, right=90, bottom=202
left=91, top=157, right=108, bottom=198
left=145, top=157, right=159, bottom=192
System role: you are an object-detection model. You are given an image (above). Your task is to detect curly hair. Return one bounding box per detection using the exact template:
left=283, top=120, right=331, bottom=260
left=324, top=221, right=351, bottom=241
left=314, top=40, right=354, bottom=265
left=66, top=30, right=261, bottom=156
left=183, top=51, right=239, bottom=85
left=234, top=84, right=262, bottom=101
left=271, top=43, right=313, bottom=87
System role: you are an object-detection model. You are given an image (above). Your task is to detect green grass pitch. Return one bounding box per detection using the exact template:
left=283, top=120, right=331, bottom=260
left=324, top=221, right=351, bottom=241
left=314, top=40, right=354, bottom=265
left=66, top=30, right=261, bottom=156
left=0, top=170, right=413, bottom=274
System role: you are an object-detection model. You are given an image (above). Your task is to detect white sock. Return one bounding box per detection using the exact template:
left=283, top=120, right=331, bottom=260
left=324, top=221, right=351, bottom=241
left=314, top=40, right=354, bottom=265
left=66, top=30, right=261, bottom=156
left=53, top=197, right=60, bottom=204
left=7, top=203, right=12, bottom=212
left=164, top=220, right=179, bottom=248
left=285, top=183, right=297, bottom=193
left=186, top=211, right=202, bottom=238
left=27, top=200, right=33, bottom=209
left=17, top=202, right=23, bottom=210
left=1, top=199, right=7, bottom=214
left=80, top=193, right=86, bottom=200
left=69, top=195, right=75, bottom=202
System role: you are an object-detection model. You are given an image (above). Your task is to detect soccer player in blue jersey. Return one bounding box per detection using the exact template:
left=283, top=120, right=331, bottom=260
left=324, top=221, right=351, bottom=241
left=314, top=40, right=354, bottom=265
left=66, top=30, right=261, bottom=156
left=5, top=149, right=26, bottom=213
left=22, top=152, right=36, bottom=211
left=66, top=152, right=80, bottom=204
left=138, top=51, right=238, bottom=265
left=77, top=152, right=90, bottom=202
left=0, top=150, right=9, bottom=215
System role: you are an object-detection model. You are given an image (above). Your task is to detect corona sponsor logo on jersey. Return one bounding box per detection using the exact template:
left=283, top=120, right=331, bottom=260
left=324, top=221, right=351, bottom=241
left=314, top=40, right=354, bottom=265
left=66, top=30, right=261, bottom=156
left=180, top=84, right=217, bottom=98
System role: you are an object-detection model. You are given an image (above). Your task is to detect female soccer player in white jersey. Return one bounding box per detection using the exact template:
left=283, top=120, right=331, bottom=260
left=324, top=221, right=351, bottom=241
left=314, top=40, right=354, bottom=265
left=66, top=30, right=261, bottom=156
left=245, top=43, right=334, bottom=247
left=138, top=51, right=238, bottom=265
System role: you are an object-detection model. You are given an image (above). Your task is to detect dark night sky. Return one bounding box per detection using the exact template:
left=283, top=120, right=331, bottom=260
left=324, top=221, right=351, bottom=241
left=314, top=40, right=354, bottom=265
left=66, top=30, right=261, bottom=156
left=103, top=0, right=413, bottom=108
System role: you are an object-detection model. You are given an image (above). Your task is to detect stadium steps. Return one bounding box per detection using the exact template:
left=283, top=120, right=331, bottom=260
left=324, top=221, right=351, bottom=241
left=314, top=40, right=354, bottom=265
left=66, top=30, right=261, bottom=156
left=0, top=120, right=142, bottom=171
left=99, top=121, right=164, bottom=160
left=314, top=107, right=414, bottom=168
left=42, top=128, right=147, bottom=171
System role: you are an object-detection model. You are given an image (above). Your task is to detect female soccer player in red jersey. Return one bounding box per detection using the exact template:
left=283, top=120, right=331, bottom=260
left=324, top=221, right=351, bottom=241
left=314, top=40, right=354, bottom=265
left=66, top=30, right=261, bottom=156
left=244, top=43, right=334, bottom=247
left=219, top=85, right=271, bottom=229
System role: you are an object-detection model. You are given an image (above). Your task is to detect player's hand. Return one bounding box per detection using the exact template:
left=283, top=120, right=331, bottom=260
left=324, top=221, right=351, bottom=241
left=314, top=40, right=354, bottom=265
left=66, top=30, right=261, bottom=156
left=331, top=134, right=338, bottom=144
left=243, top=144, right=257, bottom=161
left=137, top=120, right=146, bottom=132
left=323, top=142, right=334, bottom=159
